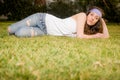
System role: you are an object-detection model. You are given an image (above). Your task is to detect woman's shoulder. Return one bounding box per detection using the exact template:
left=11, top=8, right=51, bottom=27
left=71, top=12, right=86, bottom=20
left=76, top=12, right=86, bottom=17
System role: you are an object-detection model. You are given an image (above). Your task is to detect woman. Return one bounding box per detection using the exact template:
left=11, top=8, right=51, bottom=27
left=8, top=6, right=109, bottom=38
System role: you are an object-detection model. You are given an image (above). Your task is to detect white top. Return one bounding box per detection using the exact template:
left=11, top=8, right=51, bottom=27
left=45, top=14, right=77, bottom=37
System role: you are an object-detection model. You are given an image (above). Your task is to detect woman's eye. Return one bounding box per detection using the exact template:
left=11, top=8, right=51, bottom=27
left=96, top=18, right=98, bottom=20
left=90, top=13, right=93, bottom=16
left=95, top=17, right=99, bottom=20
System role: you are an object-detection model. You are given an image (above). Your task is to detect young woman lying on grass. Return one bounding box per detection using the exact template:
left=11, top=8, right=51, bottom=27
left=8, top=6, right=109, bottom=38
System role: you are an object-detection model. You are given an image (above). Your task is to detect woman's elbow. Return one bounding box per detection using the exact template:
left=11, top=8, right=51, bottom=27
left=76, top=34, right=84, bottom=38
left=104, top=35, right=110, bottom=38
left=102, top=34, right=110, bottom=38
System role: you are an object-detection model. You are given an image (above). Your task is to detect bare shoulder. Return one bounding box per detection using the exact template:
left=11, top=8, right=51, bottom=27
left=72, top=12, right=86, bottom=19
left=77, top=12, right=86, bottom=16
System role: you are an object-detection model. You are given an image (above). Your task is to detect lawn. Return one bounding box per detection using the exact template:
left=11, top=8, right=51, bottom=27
left=0, top=21, right=120, bottom=80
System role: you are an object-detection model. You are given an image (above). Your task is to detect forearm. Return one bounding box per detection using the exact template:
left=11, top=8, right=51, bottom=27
left=77, top=34, right=101, bottom=39
left=101, top=19, right=109, bottom=38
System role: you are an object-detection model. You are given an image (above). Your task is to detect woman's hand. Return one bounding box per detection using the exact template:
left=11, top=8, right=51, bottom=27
left=94, top=33, right=104, bottom=38
left=77, top=32, right=108, bottom=38
left=78, top=33, right=104, bottom=39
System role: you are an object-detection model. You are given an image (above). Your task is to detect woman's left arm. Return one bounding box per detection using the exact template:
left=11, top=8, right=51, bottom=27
left=97, top=18, right=109, bottom=38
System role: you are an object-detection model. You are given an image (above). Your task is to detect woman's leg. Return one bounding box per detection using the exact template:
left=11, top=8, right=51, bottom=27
left=8, top=13, right=43, bottom=34
left=15, top=26, right=46, bottom=37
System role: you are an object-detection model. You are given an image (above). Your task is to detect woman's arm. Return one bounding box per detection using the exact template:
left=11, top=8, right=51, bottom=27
left=99, top=18, right=109, bottom=38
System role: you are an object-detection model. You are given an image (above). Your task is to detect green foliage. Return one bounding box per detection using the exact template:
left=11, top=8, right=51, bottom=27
left=96, top=0, right=120, bottom=23
left=0, top=22, right=120, bottom=80
left=0, top=0, right=120, bottom=22
left=1, top=0, right=46, bottom=20
left=47, top=0, right=120, bottom=22
left=47, top=1, right=76, bottom=18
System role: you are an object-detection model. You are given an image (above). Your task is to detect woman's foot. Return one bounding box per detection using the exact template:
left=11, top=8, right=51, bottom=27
left=8, top=27, right=14, bottom=35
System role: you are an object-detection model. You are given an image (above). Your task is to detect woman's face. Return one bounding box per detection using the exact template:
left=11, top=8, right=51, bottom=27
left=86, top=12, right=100, bottom=26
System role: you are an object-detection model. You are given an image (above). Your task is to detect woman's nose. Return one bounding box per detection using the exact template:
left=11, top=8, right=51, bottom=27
left=91, top=16, right=95, bottom=21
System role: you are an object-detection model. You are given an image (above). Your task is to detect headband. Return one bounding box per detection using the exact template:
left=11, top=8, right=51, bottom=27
left=90, top=8, right=102, bottom=17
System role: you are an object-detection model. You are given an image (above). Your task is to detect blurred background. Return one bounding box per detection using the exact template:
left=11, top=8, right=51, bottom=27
left=0, top=0, right=120, bottom=23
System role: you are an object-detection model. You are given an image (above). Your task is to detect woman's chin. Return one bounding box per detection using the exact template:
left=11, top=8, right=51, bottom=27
left=87, top=23, right=93, bottom=26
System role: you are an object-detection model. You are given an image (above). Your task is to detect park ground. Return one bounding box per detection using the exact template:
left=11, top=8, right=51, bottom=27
left=0, top=21, right=120, bottom=80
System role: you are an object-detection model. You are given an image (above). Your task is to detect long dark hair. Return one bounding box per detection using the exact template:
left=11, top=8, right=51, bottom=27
left=84, top=6, right=104, bottom=35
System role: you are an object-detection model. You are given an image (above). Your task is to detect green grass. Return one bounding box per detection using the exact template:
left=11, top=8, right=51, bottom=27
left=0, top=21, right=120, bottom=80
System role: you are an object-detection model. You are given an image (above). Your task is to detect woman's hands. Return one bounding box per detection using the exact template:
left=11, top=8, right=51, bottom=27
left=77, top=33, right=104, bottom=39
left=93, top=33, right=105, bottom=38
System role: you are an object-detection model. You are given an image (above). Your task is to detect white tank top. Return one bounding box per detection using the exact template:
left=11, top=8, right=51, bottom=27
left=45, top=14, right=77, bottom=37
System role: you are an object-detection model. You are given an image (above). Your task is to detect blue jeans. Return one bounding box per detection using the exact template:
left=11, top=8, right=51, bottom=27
left=8, top=13, right=47, bottom=37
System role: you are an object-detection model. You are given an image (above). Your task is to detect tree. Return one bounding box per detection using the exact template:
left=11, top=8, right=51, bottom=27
left=34, top=0, right=46, bottom=6
left=0, top=0, right=120, bottom=22
left=0, top=0, right=47, bottom=20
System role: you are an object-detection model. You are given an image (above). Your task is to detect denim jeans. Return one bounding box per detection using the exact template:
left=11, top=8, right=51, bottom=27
left=8, top=13, right=47, bottom=37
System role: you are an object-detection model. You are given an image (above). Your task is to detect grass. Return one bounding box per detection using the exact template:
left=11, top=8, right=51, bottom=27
left=0, top=21, right=120, bottom=80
